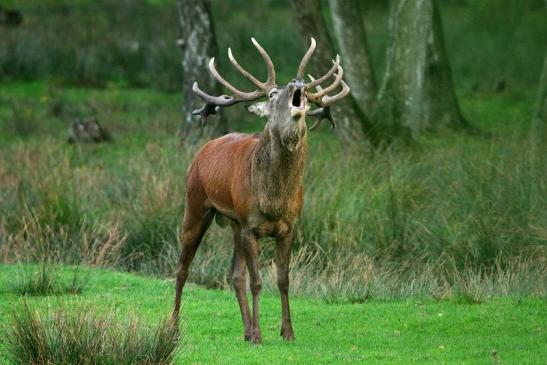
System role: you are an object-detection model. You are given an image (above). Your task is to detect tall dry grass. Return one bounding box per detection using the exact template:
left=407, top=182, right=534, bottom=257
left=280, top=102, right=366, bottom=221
left=1, top=135, right=545, bottom=301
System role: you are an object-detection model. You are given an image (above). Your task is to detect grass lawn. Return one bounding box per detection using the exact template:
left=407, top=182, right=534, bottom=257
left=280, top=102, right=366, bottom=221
left=0, top=265, right=545, bottom=364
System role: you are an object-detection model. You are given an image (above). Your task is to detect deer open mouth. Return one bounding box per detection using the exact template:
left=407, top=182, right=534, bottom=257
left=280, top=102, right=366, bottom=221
left=291, top=89, right=303, bottom=108
left=290, top=85, right=309, bottom=119
left=291, top=89, right=302, bottom=107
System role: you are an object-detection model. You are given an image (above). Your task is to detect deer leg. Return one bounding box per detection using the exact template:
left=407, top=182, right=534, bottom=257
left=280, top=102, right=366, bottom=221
left=241, top=229, right=262, bottom=344
left=276, top=231, right=295, bottom=340
left=172, top=208, right=214, bottom=320
left=230, top=227, right=252, bottom=340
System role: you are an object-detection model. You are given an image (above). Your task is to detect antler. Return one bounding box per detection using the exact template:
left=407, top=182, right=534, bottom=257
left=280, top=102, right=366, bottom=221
left=305, top=74, right=350, bottom=130
left=306, top=72, right=350, bottom=107
left=295, top=38, right=351, bottom=130
left=296, top=37, right=316, bottom=79
left=192, top=37, right=276, bottom=125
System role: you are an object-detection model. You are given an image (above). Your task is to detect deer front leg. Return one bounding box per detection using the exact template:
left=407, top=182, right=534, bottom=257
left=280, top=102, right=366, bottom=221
left=230, top=228, right=252, bottom=341
left=241, top=229, right=262, bottom=344
left=276, top=230, right=295, bottom=340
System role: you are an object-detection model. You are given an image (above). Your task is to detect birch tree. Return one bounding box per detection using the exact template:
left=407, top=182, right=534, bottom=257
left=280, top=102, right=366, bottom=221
left=328, top=0, right=377, bottom=113
left=373, top=0, right=471, bottom=140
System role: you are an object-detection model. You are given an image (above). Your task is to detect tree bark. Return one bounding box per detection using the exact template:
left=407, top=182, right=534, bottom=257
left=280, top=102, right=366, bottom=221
left=373, top=0, right=470, bottom=140
left=327, top=0, right=377, bottom=114
left=290, top=0, right=371, bottom=147
left=177, top=0, right=227, bottom=143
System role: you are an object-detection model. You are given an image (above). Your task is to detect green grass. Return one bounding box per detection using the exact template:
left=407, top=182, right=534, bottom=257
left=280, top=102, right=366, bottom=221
left=0, top=264, right=545, bottom=364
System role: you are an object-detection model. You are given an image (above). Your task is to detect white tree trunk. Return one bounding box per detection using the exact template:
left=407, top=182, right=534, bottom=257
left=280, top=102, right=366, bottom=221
left=328, top=0, right=377, bottom=114
left=373, top=0, right=470, bottom=140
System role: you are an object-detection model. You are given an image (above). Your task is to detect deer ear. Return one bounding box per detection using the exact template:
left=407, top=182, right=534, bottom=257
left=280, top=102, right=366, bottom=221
left=246, top=102, right=269, bottom=117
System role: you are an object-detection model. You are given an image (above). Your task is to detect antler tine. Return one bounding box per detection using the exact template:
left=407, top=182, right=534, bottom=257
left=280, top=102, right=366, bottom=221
left=191, top=37, right=280, bottom=125
left=208, top=58, right=264, bottom=99
left=322, top=79, right=350, bottom=105
left=306, top=76, right=336, bottom=130
left=192, top=81, right=237, bottom=107
left=228, top=48, right=264, bottom=89
left=296, top=37, right=316, bottom=79
left=307, top=74, right=321, bottom=92
left=307, top=74, right=350, bottom=107
left=301, top=51, right=349, bottom=131
left=251, top=37, right=276, bottom=88
left=191, top=81, right=240, bottom=125
left=227, top=38, right=276, bottom=90
left=306, top=55, right=340, bottom=89
left=307, top=65, right=344, bottom=101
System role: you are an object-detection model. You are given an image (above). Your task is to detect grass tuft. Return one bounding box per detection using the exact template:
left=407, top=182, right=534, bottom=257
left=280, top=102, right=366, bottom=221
left=5, top=301, right=180, bottom=365
left=10, top=263, right=88, bottom=296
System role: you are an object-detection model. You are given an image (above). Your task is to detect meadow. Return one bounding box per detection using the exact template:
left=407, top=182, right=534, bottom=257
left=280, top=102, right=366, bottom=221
left=1, top=80, right=545, bottom=299
left=1, top=265, right=545, bottom=364
left=0, top=0, right=546, bottom=363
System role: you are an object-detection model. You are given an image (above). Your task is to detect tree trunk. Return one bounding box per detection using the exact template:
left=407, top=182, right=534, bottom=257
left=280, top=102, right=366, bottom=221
left=530, top=52, right=547, bottom=145
left=373, top=0, right=470, bottom=140
left=327, top=0, right=377, bottom=113
left=290, top=0, right=371, bottom=147
left=177, top=0, right=227, bottom=143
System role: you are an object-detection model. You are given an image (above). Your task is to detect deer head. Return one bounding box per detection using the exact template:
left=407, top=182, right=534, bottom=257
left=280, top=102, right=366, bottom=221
left=192, top=37, right=350, bottom=148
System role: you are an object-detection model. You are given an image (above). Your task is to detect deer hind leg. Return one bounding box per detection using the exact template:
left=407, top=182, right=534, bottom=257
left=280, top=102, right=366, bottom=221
left=276, top=230, right=295, bottom=340
left=229, top=224, right=252, bottom=341
left=240, top=228, right=262, bottom=344
left=172, top=207, right=214, bottom=320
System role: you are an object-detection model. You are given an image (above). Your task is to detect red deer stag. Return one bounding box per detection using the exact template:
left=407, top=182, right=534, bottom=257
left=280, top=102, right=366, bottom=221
left=172, top=37, right=350, bottom=344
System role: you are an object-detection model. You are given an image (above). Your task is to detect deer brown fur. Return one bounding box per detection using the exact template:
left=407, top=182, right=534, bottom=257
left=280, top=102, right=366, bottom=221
left=172, top=37, right=350, bottom=344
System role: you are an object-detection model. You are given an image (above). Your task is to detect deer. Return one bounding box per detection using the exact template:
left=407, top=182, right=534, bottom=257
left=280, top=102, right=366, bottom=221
left=172, top=37, right=350, bottom=344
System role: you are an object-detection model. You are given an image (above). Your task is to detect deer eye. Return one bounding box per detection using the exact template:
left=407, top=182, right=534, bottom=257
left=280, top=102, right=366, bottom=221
left=268, top=90, right=278, bottom=99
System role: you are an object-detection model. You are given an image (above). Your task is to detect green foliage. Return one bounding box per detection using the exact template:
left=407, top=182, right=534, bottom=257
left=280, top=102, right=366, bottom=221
left=0, top=0, right=543, bottom=94
left=0, top=1, right=181, bottom=91
left=440, top=0, right=545, bottom=92
left=4, top=300, right=179, bottom=365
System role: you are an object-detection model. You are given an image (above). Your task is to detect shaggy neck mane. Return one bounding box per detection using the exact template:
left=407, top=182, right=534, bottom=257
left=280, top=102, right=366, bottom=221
left=251, top=125, right=308, bottom=218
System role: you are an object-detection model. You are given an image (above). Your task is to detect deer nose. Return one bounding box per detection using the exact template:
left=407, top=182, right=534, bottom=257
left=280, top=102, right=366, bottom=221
left=293, top=78, right=305, bottom=90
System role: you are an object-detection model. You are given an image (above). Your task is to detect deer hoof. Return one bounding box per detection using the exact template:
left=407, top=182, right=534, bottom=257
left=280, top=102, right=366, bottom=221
left=249, top=331, right=262, bottom=344
left=280, top=327, right=295, bottom=341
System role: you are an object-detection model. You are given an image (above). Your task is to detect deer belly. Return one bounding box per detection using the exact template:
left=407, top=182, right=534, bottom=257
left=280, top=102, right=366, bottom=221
left=214, top=205, right=240, bottom=222
left=248, top=215, right=291, bottom=238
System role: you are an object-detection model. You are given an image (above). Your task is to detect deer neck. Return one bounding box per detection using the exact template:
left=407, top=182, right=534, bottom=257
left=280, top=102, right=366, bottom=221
left=251, top=124, right=308, bottom=218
